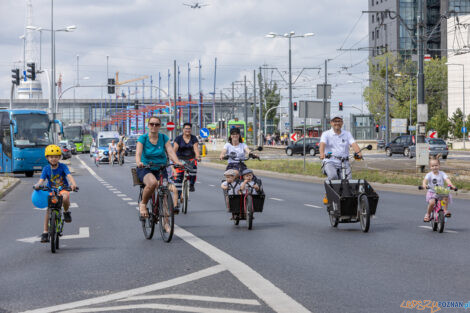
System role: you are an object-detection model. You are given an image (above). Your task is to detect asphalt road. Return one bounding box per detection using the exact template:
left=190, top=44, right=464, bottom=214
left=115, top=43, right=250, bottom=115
left=0, top=155, right=469, bottom=313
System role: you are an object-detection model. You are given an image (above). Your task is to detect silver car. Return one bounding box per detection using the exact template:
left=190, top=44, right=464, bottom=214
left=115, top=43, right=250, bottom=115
left=409, top=138, right=448, bottom=159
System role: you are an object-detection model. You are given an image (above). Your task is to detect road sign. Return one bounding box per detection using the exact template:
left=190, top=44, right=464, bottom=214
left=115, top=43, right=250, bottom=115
left=391, top=118, right=407, bottom=133
left=408, top=126, right=416, bottom=131
left=199, top=128, right=209, bottom=138
left=316, top=84, right=331, bottom=99
left=284, top=122, right=290, bottom=127
left=299, top=100, right=330, bottom=119
left=381, top=126, right=386, bottom=130
left=428, top=131, right=437, bottom=139
left=166, top=121, right=175, bottom=131
left=290, top=133, right=298, bottom=142
left=462, top=127, right=467, bottom=133
left=424, top=54, right=431, bottom=62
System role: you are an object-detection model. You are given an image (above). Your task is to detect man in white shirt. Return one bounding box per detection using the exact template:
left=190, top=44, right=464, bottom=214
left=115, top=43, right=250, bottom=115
left=319, top=113, right=362, bottom=180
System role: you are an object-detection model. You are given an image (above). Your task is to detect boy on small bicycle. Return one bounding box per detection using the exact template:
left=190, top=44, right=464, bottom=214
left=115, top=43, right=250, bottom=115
left=422, top=157, right=456, bottom=222
left=34, top=145, right=77, bottom=243
left=239, top=169, right=261, bottom=195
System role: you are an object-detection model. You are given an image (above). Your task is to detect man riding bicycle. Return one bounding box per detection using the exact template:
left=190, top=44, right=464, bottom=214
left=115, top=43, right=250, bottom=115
left=136, top=116, right=182, bottom=218
left=116, top=136, right=126, bottom=162
left=319, top=113, right=362, bottom=180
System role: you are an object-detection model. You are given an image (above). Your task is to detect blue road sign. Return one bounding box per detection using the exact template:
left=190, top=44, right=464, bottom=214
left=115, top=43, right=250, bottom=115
left=381, top=126, right=386, bottom=130
left=462, top=127, right=467, bottom=133
left=200, top=127, right=209, bottom=138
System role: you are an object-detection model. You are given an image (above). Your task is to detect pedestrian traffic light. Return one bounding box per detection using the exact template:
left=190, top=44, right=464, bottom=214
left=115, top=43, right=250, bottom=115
left=293, top=102, right=297, bottom=111
left=375, top=124, right=379, bottom=132
left=339, top=102, right=343, bottom=111
left=11, top=68, right=20, bottom=85
left=26, top=62, right=36, bottom=80
left=108, top=78, right=115, bottom=94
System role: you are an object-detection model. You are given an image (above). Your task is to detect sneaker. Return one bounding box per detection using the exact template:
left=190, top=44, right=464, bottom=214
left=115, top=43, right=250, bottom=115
left=189, top=185, right=195, bottom=192
left=40, top=233, right=49, bottom=243
left=64, top=211, right=72, bottom=223
left=173, top=206, right=180, bottom=215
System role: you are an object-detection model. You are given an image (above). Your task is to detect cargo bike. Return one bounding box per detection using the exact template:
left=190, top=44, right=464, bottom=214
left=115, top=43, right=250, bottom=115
left=222, top=148, right=265, bottom=230
left=323, top=145, right=379, bottom=232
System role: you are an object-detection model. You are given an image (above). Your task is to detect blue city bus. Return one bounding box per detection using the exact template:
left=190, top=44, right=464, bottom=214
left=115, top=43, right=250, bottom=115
left=0, top=110, right=62, bottom=177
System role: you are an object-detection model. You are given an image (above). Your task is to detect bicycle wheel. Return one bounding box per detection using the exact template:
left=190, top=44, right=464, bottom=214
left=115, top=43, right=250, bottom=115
left=359, top=194, right=370, bottom=233
left=329, top=203, right=339, bottom=227
left=431, top=212, right=438, bottom=231
left=158, top=189, right=174, bottom=242
left=119, top=154, right=124, bottom=166
left=139, top=190, right=155, bottom=240
left=49, top=212, right=56, bottom=253
left=246, top=195, right=253, bottom=230
left=182, top=180, right=189, bottom=214
left=437, top=211, right=445, bottom=233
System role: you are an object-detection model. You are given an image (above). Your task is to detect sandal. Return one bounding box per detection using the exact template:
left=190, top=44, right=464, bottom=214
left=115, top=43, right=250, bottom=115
left=423, top=214, right=430, bottom=222
left=139, top=203, right=149, bottom=219
left=445, top=211, right=452, bottom=218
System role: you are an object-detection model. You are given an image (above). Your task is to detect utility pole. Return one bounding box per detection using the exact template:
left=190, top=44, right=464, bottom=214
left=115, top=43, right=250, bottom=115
left=231, top=82, right=235, bottom=119
left=288, top=36, right=293, bottom=142
left=253, top=70, right=257, bottom=146
left=322, top=59, right=328, bottom=132
left=259, top=67, right=264, bottom=146
left=213, top=57, right=217, bottom=124
left=385, top=55, right=390, bottom=145
left=188, top=62, right=191, bottom=123
left=198, top=59, right=202, bottom=129
left=244, top=76, right=248, bottom=126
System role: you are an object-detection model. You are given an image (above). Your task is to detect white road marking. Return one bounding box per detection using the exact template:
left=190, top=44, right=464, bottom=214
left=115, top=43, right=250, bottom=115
left=70, top=203, right=78, bottom=208
left=21, top=265, right=225, bottom=313
left=122, top=198, right=133, bottom=201
left=418, top=225, right=458, bottom=233
left=118, top=294, right=260, bottom=305
left=196, top=181, right=201, bottom=184
left=269, top=197, right=283, bottom=201
left=17, top=227, right=90, bottom=243
left=33, top=207, right=47, bottom=211
left=175, top=226, right=311, bottom=313
left=112, top=191, right=121, bottom=194
left=117, top=194, right=126, bottom=197
left=209, top=184, right=215, bottom=187
left=61, top=304, right=258, bottom=313
left=304, top=204, right=322, bottom=209
left=128, top=202, right=138, bottom=205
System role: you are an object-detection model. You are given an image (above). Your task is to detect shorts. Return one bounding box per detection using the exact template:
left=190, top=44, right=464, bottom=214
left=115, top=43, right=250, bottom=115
left=136, top=167, right=168, bottom=183
left=226, top=162, right=246, bottom=173
left=59, top=190, right=70, bottom=197
left=426, top=190, right=452, bottom=204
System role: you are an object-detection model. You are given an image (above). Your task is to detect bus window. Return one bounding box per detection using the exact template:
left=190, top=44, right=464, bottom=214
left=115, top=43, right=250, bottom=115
left=12, top=114, right=51, bottom=147
left=1, top=112, right=12, bottom=159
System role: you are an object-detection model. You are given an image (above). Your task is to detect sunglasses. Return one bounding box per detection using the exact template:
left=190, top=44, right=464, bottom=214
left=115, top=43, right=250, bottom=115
left=148, top=123, right=161, bottom=127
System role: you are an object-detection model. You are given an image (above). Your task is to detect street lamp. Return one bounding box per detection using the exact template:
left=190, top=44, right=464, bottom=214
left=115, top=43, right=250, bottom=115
left=19, top=35, right=26, bottom=71
left=265, top=31, right=314, bottom=143
left=347, top=80, right=365, bottom=114
left=446, top=62, right=466, bottom=149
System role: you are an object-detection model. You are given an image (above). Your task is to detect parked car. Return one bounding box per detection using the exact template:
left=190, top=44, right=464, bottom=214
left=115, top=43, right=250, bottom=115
left=377, top=139, right=385, bottom=150
left=409, top=138, right=448, bottom=159
left=384, top=135, right=415, bottom=157
left=285, top=137, right=320, bottom=156
left=58, top=142, right=72, bottom=160
left=125, top=137, right=137, bottom=155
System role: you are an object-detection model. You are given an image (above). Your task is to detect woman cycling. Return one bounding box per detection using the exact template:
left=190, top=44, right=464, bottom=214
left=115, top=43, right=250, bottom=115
left=136, top=116, right=182, bottom=219
left=219, top=127, right=257, bottom=177
left=173, top=122, right=200, bottom=192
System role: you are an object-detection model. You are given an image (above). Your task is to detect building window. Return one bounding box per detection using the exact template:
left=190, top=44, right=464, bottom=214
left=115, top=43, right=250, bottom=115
left=376, top=29, right=379, bottom=39
left=371, top=0, right=374, bottom=6
left=372, top=31, right=375, bottom=40
left=372, top=15, right=375, bottom=23
left=384, top=24, right=387, bottom=31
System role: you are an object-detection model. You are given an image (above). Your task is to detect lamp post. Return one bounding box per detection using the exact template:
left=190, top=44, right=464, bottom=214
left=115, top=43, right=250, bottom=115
left=25, top=26, right=44, bottom=70
left=265, top=31, right=314, bottom=144
left=446, top=62, right=466, bottom=149
left=19, top=35, right=26, bottom=71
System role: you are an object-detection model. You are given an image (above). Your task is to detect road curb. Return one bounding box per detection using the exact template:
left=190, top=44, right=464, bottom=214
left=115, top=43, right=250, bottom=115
left=0, top=177, right=21, bottom=200
left=200, top=161, right=470, bottom=200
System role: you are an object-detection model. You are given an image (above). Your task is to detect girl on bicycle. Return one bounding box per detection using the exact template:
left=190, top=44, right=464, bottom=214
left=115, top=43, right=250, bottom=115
left=422, top=156, right=456, bottom=222
left=34, top=145, right=77, bottom=243
left=173, top=122, right=200, bottom=193
left=219, top=127, right=257, bottom=177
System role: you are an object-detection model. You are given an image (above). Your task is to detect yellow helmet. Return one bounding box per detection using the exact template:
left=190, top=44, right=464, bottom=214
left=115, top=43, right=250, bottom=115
left=45, top=144, right=62, bottom=157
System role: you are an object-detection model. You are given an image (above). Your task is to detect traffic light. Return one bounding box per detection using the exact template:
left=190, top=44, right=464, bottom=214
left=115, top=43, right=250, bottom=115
left=11, top=68, right=20, bottom=85
left=26, top=62, right=36, bottom=80
left=339, top=102, right=343, bottom=111
left=293, top=102, right=297, bottom=111
left=375, top=124, right=379, bottom=133
left=108, top=78, right=115, bottom=94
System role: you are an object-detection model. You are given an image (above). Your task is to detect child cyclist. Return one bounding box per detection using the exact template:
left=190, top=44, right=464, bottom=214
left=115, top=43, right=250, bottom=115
left=34, top=145, right=77, bottom=243
left=422, top=156, right=456, bottom=222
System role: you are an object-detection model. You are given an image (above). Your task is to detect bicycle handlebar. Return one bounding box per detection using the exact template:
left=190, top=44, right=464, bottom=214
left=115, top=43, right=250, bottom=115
left=223, top=153, right=260, bottom=161
left=34, top=186, right=79, bottom=192
left=418, top=185, right=458, bottom=191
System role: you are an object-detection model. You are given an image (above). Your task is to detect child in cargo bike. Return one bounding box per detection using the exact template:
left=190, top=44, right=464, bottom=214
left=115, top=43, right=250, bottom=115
left=239, top=169, right=261, bottom=195
left=221, top=169, right=240, bottom=212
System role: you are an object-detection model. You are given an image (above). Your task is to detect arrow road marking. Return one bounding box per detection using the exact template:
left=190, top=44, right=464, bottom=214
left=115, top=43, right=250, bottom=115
left=17, top=227, right=90, bottom=243
left=117, top=294, right=260, bottom=306
left=418, top=226, right=458, bottom=233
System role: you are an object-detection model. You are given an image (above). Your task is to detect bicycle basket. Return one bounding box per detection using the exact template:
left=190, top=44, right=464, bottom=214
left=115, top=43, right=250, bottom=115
left=131, top=168, right=143, bottom=186
left=253, top=193, right=265, bottom=212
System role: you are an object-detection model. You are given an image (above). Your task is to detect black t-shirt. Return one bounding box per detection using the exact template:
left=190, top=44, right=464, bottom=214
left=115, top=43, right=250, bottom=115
left=175, top=135, right=198, bottom=159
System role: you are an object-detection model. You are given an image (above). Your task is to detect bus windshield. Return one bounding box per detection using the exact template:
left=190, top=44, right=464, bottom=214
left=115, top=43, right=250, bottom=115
left=64, top=126, right=82, bottom=142
left=13, top=114, right=52, bottom=147
left=98, top=138, right=117, bottom=147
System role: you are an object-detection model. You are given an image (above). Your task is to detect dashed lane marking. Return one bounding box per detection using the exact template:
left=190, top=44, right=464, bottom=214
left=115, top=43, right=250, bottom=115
left=269, top=197, right=283, bottom=201
left=117, top=194, right=126, bottom=197
left=209, top=184, right=215, bottom=187
left=112, top=191, right=121, bottom=194
left=304, top=204, right=322, bottom=209
left=418, top=225, right=458, bottom=233
left=122, top=198, right=133, bottom=201
left=128, top=202, right=138, bottom=206
left=70, top=203, right=78, bottom=208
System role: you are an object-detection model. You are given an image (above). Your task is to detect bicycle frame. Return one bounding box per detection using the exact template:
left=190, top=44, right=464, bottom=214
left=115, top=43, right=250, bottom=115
left=431, top=194, right=448, bottom=221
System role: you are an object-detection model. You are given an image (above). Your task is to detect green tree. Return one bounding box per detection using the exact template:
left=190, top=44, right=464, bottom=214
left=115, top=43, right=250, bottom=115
left=449, top=108, right=468, bottom=139
left=260, top=79, right=280, bottom=133
left=427, top=109, right=450, bottom=139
